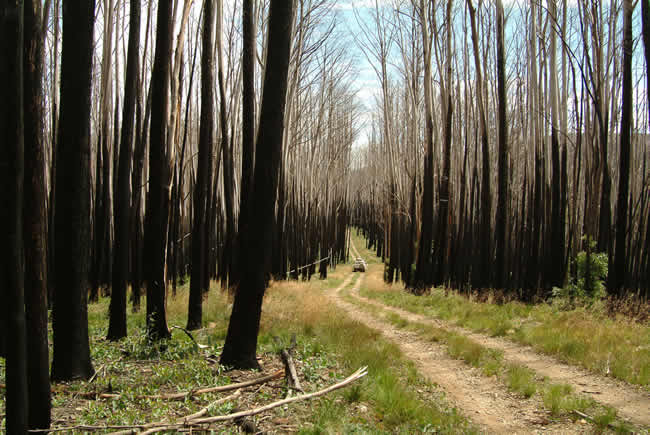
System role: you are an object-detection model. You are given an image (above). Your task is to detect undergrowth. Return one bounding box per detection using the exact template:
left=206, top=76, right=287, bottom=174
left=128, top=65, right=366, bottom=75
left=1, top=265, right=474, bottom=433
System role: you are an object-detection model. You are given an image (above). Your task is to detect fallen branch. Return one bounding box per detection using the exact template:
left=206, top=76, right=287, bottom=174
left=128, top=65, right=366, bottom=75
left=274, top=335, right=303, bottom=396
left=287, top=256, right=330, bottom=274
left=170, top=325, right=208, bottom=349
left=135, top=391, right=242, bottom=435
left=572, top=410, right=617, bottom=430
left=177, top=390, right=241, bottom=423
left=32, top=368, right=367, bottom=434
left=193, top=366, right=367, bottom=424
left=53, top=369, right=283, bottom=401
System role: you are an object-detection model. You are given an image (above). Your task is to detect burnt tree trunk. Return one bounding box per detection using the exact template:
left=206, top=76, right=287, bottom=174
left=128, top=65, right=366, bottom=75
left=51, top=0, right=95, bottom=381
left=144, top=0, right=173, bottom=341
left=220, top=0, right=294, bottom=369
left=494, top=0, right=508, bottom=290
left=1, top=0, right=29, bottom=431
left=235, top=0, right=257, bottom=287
left=24, top=0, right=52, bottom=427
left=188, top=0, right=215, bottom=331
left=610, top=0, right=634, bottom=294
left=108, top=0, right=140, bottom=341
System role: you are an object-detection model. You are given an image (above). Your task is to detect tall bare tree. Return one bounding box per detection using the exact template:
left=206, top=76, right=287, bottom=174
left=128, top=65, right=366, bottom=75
left=188, top=0, right=216, bottom=330
left=24, top=0, right=52, bottom=427
left=51, top=0, right=96, bottom=382
left=494, top=0, right=509, bottom=289
left=610, top=0, right=634, bottom=293
left=144, top=0, right=173, bottom=341
left=108, top=0, right=141, bottom=341
left=1, top=0, right=29, bottom=431
left=220, top=0, right=295, bottom=369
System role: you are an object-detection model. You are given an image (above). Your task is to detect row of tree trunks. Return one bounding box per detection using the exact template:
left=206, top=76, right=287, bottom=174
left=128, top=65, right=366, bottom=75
left=351, top=0, right=649, bottom=300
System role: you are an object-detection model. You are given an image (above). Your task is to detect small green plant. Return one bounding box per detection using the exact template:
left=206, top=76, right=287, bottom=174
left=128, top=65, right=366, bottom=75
left=506, top=365, right=537, bottom=398
left=552, top=236, right=608, bottom=307
left=592, top=407, right=617, bottom=430
left=343, top=384, right=363, bottom=403
left=543, top=383, right=573, bottom=416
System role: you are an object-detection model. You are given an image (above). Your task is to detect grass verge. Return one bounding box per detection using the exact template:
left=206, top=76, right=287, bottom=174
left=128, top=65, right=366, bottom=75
left=343, top=288, right=640, bottom=433
left=350, top=230, right=650, bottom=389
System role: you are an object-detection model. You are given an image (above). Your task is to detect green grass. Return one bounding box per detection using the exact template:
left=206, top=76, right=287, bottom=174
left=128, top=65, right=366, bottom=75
left=505, top=365, right=537, bottom=398
left=353, top=232, right=650, bottom=388
left=1, top=265, right=475, bottom=433
left=271, top=275, right=474, bottom=433
left=344, top=288, right=641, bottom=432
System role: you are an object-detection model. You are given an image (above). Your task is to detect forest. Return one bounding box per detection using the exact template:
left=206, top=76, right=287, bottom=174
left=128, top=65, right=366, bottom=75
left=1, top=0, right=649, bottom=433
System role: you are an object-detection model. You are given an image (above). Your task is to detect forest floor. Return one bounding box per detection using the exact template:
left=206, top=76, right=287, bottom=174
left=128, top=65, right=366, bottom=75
left=1, top=233, right=649, bottom=433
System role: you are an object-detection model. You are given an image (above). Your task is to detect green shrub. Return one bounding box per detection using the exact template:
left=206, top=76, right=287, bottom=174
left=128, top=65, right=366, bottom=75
left=553, top=237, right=608, bottom=307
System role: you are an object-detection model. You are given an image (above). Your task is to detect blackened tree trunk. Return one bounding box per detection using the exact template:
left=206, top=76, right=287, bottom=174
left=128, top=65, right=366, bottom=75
left=108, top=0, right=140, bottom=341
left=434, top=0, right=453, bottom=288
left=467, top=0, right=491, bottom=289
left=217, top=0, right=235, bottom=290
left=494, top=0, right=508, bottom=290
left=548, top=0, right=564, bottom=290
left=51, top=0, right=95, bottom=382
left=24, top=0, right=52, bottom=427
left=610, top=0, right=634, bottom=294
left=220, top=0, right=294, bottom=369
left=234, top=0, right=257, bottom=286
left=412, top=0, right=434, bottom=291
left=188, top=0, right=215, bottom=331
left=641, top=1, right=650, bottom=124
left=1, top=1, right=29, bottom=431
left=144, top=0, right=173, bottom=341
left=131, top=0, right=154, bottom=313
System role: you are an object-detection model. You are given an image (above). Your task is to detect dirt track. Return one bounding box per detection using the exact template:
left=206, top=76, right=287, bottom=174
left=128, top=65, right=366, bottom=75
left=335, top=238, right=650, bottom=433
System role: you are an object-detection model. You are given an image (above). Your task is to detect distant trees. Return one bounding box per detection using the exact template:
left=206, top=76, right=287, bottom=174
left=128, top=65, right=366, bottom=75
left=220, top=0, right=295, bottom=369
left=352, top=0, right=650, bottom=300
left=51, top=0, right=95, bottom=381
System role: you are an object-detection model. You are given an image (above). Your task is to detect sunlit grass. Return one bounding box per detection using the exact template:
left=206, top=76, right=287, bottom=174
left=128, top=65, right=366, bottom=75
left=264, top=277, right=475, bottom=433
left=506, top=365, right=537, bottom=398
left=1, top=262, right=477, bottom=433
left=345, top=289, right=639, bottom=430
left=354, top=243, right=650, bottom=388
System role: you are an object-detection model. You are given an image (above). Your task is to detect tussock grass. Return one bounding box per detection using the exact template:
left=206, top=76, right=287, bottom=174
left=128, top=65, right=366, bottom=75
left=506, top=365, right=537, bottom=398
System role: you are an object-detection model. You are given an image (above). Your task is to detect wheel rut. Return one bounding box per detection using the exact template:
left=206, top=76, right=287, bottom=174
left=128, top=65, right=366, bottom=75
left=345, top=237, right=650, bottom=431
left=329, top=273, right=583, bottom=434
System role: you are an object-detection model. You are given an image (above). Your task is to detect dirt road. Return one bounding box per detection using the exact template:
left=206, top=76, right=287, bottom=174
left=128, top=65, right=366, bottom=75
left=334, top=238, right=650, bottom=433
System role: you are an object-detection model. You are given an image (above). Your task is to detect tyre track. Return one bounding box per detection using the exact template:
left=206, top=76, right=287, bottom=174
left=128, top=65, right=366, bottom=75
left=329, top=273, right=582, bottom=434
left=347, top=236, right=650, bottom=428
